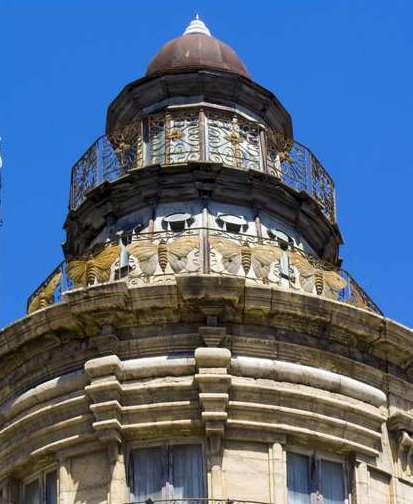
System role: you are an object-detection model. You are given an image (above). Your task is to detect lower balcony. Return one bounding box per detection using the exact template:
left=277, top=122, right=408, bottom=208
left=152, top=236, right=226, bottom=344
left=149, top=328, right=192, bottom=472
left=26, top=228, right=381, bottom=316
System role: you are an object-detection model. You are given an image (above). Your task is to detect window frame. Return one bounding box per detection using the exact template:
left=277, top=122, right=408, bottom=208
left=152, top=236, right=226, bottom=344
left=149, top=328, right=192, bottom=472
left=127, top=439, right=207, bottom=502
left=22, top=467, right=58, bottom=504
left=286, top=445, right=350, bottom=504
left=0, top=481, right=7, bottom=504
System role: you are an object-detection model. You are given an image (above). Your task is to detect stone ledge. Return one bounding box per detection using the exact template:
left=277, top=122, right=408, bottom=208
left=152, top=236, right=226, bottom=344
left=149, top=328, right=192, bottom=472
left=1, top=277, right=412, bottom=382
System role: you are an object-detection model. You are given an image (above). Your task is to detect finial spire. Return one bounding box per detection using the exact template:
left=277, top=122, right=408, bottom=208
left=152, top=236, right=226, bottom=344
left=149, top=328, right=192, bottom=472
left=183, top=14, right=211, bottom=36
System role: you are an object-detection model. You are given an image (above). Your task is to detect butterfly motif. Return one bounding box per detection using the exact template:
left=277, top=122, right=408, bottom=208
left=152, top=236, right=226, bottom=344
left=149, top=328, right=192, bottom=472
left=127, top=236, right=199, bottom=276
left=289, top=251, right=346, bottom=299
left=210, top=237, right=282, bottom=279
left=28, top=269, right=62, bottom=314
left=66, top=243, right=120, bottom=287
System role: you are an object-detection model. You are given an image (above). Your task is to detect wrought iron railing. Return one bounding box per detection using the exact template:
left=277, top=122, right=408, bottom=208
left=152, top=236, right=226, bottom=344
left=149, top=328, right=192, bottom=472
left=69, top=107, right=336, bottom=222
left=128, top=500, right=267, bottom=504
left=27, top=228, right=381, bottom=316
left=128, top=500, right=268, bottom=504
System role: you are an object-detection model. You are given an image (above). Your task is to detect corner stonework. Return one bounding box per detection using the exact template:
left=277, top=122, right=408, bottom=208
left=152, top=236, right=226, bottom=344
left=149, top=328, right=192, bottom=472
left=84, top=355, right=123, bottom=444
left=195, top=325, right=231, bottom=498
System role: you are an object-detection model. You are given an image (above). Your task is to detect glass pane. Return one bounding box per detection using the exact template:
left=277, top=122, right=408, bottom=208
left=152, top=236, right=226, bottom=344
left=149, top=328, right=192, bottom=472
left=25, top=480, right=40, bottom=504
left=171, top=445, right=204, bottom=499
left=287, top=452, right=311, bottom=504
left=46, top=472, right=57, bottom=504
left=131, top=447, right=164, bottom=501
left=320, top=460, right=345, bottom=504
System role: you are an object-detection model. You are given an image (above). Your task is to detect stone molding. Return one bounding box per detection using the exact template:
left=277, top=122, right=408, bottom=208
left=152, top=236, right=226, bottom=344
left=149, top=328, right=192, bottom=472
left=231, top=356, right=386, bottom=407
left=2, top=277, right=412, bottom=376
left=0, top=350, right=389, bottom=478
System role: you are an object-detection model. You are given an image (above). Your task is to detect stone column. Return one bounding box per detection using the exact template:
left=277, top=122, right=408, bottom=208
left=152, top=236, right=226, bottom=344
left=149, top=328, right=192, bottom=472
left=271, top=442, right=287, bottom=504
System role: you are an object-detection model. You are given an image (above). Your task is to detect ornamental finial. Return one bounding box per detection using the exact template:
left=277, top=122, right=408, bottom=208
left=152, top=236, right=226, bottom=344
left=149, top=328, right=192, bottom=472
left=183, top=15, right=211, bottom=36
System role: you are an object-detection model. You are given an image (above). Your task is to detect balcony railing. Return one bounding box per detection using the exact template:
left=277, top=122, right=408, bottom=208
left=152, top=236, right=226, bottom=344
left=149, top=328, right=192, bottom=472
left=27, top=228, right=381, bottom=316
left=129, top=500, right=268, bottom=504
left=70, top=107, right=336, bottom=223
left=129, top=500, right=267, bottom=504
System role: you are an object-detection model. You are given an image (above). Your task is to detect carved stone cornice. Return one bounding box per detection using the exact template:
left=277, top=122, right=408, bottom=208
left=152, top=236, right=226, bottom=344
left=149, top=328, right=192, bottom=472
left=2, top=277, right=413, bottom=381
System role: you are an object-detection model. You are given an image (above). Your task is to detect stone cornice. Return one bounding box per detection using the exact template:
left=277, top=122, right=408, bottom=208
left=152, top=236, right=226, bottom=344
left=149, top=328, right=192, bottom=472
left=1, top=277, right=412, bottom=380
left=106, top=69, right=293, bottom=137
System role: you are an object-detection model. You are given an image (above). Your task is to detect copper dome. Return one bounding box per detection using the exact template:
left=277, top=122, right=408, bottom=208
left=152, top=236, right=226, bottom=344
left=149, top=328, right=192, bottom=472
left=146, top=16, right=250, bottom=79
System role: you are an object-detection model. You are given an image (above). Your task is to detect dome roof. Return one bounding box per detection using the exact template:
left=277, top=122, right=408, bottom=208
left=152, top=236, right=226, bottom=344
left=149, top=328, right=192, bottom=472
left=146, top=16, right=250, bottom=79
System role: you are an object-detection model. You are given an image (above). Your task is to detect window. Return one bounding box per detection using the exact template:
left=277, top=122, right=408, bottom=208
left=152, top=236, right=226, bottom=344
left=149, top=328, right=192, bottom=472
left=24, top=471, right=57, bottom=504
left=216, top=214, right=248, bottom=233
left=162, top=213, right=193, bottom=232
left=287, top=452, right=346, bottom=504
left=0, top=485, right=7, bottom=504
left=129, top=444, right=205, bottom=501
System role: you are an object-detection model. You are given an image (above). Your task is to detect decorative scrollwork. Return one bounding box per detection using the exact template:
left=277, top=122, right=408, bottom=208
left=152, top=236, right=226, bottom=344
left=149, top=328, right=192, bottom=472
left=280, top=142, right=308, bottom=193
left=149, top=111, right=201, bottom=165
left=167, top=111, right=200, bottom=163
left=148, top=113, right=166, bottom=165
left=311, top=154, right=335, bottom=222
left=104, top=122, right=143, bottom=180
left=69, top=108, right=337, bottom=225
left=207, top=112, right=261, bottom=170
left=71, top=144, right=98, bottom=209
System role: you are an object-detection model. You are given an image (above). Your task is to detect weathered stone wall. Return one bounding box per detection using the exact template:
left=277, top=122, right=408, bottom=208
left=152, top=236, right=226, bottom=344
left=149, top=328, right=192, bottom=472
left=2, top=278, right=413, bottom=503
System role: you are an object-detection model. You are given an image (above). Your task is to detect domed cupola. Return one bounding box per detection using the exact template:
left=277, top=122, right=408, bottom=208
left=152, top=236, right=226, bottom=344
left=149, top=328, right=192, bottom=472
left=106, top=16, right=292, bottom=137
left=146, top=15, right=250, bottom=79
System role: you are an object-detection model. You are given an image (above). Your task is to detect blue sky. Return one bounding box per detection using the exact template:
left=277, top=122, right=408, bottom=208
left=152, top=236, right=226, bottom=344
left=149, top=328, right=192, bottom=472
left=1, top=0, right=412, bottom=329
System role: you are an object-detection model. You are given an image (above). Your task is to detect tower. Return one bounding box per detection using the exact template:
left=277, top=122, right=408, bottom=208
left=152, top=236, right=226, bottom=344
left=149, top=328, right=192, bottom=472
left=2, top=15, right=413, bottom=504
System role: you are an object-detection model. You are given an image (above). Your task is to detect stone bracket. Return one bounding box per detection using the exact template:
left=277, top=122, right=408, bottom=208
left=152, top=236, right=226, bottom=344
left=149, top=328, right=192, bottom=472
left=194, top=346, right=231, bottom=442
left=84, top=355, right=123, bottom=444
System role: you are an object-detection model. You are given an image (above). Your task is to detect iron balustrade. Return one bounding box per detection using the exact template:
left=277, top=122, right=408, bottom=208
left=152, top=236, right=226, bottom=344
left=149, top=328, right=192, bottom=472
left=128, top=500, right=269, bottom=504
left=26, top=228, right=381, bottom=316
left=69, top=108, right=336, bottom=223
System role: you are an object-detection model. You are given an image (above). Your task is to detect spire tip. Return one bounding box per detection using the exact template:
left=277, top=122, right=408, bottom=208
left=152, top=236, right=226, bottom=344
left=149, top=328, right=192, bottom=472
left=183, top=15, right=211, bottom=36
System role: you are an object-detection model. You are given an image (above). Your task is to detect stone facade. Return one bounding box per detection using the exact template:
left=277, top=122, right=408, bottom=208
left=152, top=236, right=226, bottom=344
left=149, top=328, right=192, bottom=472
left=2, top=16, right=412, bottom=504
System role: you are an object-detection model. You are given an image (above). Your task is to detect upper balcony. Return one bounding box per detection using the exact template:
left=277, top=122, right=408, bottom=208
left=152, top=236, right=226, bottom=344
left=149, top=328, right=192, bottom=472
left=70, top=106, right=336, bottom=224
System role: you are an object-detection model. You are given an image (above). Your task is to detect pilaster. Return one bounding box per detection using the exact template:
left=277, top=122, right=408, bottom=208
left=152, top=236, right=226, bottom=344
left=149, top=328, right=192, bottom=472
left=107, top=442, right=129, bottom=504
left=353, top=458, right=370, bottom=504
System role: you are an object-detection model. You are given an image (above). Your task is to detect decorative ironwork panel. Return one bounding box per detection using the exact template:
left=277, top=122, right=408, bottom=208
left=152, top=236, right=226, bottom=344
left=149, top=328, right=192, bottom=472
left=266, top=130, right=294, bottom=179
left=103, top=122, right=143, bottom=181
left=280, top=142, right=308, bottom=193
left=207, top=111, right=261, bottom=170
left=311, top=154, right=335, bottom=222
left=266, top=143, right=281, bottom=178
left=166, top=110, right=200, bottom=163
left=149, top=113, right=167, bottom=164
left=70, top=143, right=98, bottom=209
